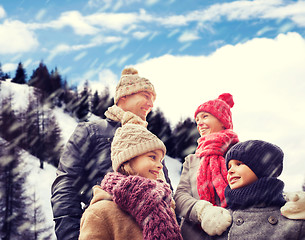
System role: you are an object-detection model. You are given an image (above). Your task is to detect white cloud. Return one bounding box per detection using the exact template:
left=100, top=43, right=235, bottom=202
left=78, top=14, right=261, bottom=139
left=0, top=20, right=39, bottom=54
left=133, top=31, right=150, bottom=39
left=178, top=30, right=200, bottom=42
left=52, top=11, right=100, bottom=35
left=256, top=26, right=274, bottom=36
left=35, top=9, right=47, bottom=21
left=87, top=0, right=141, bottom=11
left=158, top=0, right=305, bottom=28
left=134, top=32, right=305, bottom=191
left=0, top=5, right=6, bottom=19
left=46, top=35, right=122, bottom=61
left=86, top=12, right=139, bottom=32
left=74, top=51, right=87, bottom=61
left=75, top=68, right=117, bottom=95
left=2, top=63, right=17, bottom=72
left=136, top=32, right=305, bottom=125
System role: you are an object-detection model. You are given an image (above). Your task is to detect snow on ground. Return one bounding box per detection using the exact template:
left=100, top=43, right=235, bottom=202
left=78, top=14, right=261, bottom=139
left=164, top=155, right=182, bottom=192
left=0, top=80, right=33, bottom=111
left=17, top=148, right=57, bottom=240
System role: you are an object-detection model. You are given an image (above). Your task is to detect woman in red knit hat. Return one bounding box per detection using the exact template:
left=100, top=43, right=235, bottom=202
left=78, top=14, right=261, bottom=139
left=174, top=93, right=239, bottom=240
left=174, top=93, right=305, bottom=240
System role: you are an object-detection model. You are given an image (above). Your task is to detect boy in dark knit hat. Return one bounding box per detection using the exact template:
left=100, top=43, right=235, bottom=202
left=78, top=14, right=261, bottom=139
left=218, top=140, right=305, bottom=240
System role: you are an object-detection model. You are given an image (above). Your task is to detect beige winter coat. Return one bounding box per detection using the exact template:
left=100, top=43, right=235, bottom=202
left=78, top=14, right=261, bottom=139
left=79, top=186, right=142, bottom=240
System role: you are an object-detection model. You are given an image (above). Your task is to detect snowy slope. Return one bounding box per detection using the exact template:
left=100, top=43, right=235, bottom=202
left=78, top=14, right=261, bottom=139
left=20, top=149, right=57, bottom=240
left=1, top=80, right=182, bottom=239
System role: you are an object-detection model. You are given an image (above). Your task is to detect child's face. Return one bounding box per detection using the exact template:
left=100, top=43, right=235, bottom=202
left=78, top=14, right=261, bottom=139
left=195, top=112, right=224, bottom=136
left=227, top=160, right=258, bottom=189
left=129, top=150, right=163, bottom=180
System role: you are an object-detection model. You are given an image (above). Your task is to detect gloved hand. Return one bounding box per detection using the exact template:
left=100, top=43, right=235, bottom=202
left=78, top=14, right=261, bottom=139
left=194, top=200, right=232, bottom=236
left=281, top=191, right=305, bottom=219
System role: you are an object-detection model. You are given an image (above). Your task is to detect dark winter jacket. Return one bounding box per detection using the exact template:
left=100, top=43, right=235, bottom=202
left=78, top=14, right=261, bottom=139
left=51, top=117, right=172, bottom=240
left=51, top=118, right=120, bottom=240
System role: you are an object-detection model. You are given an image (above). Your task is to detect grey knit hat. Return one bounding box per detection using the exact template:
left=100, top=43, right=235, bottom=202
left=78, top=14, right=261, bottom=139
left=111, top=123, right=166, bottom=171
left=225, top=140, right=284, bottom=178
left=114, top=67, right=156, bottom=104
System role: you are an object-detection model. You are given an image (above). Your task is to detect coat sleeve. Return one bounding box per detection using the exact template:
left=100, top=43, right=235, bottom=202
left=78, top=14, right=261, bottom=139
left=51, top=122, right=94, bottom=240
left=174, top=155, right=200, bottom=223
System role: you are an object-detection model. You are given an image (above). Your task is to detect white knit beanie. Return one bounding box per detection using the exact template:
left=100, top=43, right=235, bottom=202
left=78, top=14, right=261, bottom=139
left=114, top=67, right=156, bottom=104
left=111, top=123, right=166, bottom=171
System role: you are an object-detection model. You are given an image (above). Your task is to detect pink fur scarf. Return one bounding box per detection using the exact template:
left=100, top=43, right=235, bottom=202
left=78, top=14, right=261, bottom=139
left=100, top=172, right=182, bottom=240
left=195, top=129, right=239, bottom=207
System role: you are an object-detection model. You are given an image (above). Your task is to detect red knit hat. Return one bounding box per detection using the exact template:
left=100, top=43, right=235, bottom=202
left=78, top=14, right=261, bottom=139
left=194, top=93, right=234, bottom=129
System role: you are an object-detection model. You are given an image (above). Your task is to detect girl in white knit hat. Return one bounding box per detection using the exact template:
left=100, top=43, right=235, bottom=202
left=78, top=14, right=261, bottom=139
left=79, top=123, right=182, bottom=240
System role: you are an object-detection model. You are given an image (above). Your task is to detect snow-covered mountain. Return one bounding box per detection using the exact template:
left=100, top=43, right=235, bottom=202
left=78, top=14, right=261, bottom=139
left=0, top=80, right=182, bottom=239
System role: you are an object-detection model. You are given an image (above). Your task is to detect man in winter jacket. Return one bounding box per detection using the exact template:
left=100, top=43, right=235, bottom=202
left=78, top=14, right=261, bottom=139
left=51, top=67, right=172, bottom=240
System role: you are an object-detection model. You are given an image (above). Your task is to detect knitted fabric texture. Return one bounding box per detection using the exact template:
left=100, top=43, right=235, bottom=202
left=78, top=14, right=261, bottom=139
left=194, top=93, right=234, bottom=129
left=114, top=67, right=156, bottom=104
left=100, top=172, right=183, bottom=240
left=111, top=123, right=166, bottom=171
left=196, top=129, right=239, bottom=207
left=225, top=140, right=283, bottom=178
left=104, top=105, right=148, bottom=127
left=225, top=177, right=286, bottom=210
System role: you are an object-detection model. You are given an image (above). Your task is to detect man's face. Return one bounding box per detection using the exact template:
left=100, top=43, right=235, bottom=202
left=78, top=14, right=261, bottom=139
left=120, top=91, right=154, bottom=120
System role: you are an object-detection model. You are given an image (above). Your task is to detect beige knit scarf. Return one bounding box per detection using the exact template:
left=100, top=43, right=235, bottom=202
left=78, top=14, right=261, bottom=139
left=105, top=105, right=148, bottom=127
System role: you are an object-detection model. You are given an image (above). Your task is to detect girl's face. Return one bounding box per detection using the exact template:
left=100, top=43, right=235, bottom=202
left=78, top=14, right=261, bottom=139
left=195, top=112, right=224, bottom=136
left=129, top=150, right=164, bottom=180
left=227, top=160, right=258, bottom=189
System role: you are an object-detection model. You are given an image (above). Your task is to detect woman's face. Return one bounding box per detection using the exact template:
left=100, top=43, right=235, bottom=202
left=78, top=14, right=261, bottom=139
left=195, top=112, right=224, bottom=136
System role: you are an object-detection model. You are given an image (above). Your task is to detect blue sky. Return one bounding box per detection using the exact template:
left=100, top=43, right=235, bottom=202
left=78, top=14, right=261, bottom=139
left=1, top=0, right=305, bottom=191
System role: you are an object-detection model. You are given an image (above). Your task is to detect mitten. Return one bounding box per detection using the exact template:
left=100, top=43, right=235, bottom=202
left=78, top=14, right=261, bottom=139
left=194, top=200, right=232, bottom=236
left=281, top=191, right=305, bottom=219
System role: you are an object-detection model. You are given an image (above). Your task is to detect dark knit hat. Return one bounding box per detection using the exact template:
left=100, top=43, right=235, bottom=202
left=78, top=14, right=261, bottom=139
left=194, top=93, right=234, bottom=129
left=225, top=140, right=284, bottom=178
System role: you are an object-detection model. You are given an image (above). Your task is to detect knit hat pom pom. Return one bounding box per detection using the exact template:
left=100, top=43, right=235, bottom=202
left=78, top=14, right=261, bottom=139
left=121, top=67, right=138, bottom=75
left=218, top=93, right=234, bottom=108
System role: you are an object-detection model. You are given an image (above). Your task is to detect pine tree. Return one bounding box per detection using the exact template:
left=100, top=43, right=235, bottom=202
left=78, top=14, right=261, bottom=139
left=23, top=95, right=43, bottom=167
left=28, top=61, right=51, bottom=102
left=42, top=113, right=63, bottom=167
left=0, top=142, right=34, bottom=239
left=0, top=140, right=55, bottom=240
left=0, top=94, right=21, bottom=143
left=147, top=108, right=173, bottom=154
left=49, top=67, right=64, bottom=107
left=0, top=62, right=4, bottom=80
left=170, top=117, right=200, bottom=162
left=12, top=62, right=27, bottom=84
left=91, top=88, right=113, bottom=118
left=74, top=80, right=91, bottom=121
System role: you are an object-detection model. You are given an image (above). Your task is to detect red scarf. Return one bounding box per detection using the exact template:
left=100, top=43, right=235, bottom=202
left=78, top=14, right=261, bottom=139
left=196, top=129, right=239, bottom=207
